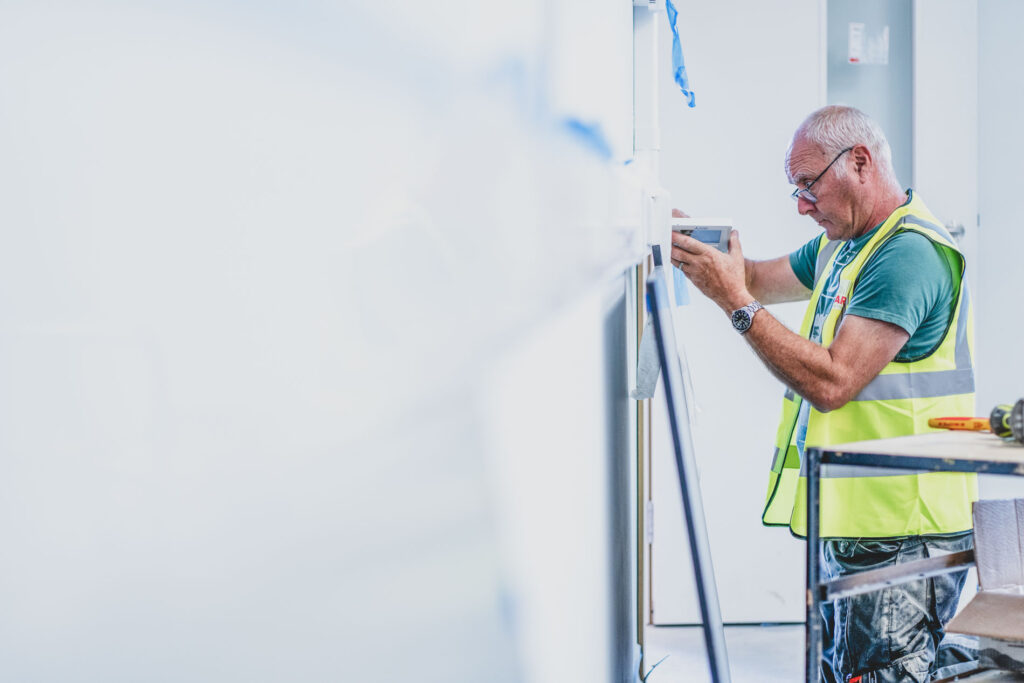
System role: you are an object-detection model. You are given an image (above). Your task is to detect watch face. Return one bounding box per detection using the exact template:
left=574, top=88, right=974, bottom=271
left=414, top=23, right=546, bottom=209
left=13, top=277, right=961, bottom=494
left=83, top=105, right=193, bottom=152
left=732, top=309, right=751, bottom=331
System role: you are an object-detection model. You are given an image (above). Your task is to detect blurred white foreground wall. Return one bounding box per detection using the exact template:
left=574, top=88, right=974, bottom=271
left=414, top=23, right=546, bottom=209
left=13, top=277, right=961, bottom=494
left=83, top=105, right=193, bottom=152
left=0, top=2, right=643, bottom=682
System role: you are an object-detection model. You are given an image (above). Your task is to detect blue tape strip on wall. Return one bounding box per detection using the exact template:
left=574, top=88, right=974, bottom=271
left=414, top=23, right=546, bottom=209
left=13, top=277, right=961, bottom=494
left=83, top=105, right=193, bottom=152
left=563, top=118, right=613, bottom=160
left=673, top=267, right=690, bottom=306
left=665, top=0, right=696, bottom=107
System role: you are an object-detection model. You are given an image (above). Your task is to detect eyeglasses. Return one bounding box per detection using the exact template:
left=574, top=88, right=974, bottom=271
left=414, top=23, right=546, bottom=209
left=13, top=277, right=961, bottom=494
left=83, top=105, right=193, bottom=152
left=790, top=147, right=853, bottom=203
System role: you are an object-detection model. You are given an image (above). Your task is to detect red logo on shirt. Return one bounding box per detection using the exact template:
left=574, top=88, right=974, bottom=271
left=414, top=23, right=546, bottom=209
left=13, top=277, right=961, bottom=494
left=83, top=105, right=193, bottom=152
left=835, top=295, right=847, bottom=306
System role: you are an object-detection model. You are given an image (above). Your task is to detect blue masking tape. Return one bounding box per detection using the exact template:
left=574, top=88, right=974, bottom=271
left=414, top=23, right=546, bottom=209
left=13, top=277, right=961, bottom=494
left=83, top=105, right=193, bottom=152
left=562, top=118, right=613, bottom=160
left=665, top=0, right=696, bottom=108
left=672, top=265, right=690, bottom=306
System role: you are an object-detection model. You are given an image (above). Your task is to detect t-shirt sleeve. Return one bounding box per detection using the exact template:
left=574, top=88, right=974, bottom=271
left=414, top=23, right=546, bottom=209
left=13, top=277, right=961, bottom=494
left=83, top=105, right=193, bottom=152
left=845, top=231, right=955, bottom=346
left=788, top=234, right=824, bottom=291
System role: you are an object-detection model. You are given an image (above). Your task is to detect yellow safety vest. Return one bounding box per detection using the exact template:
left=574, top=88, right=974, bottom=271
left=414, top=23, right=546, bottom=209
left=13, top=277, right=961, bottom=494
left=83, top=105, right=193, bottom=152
left=762, top=192, right=977, bottom=538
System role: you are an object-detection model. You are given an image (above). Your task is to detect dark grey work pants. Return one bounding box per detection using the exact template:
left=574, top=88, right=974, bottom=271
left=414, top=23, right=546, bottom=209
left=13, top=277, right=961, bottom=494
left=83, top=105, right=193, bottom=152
left=819, top=531, right=976, bottom=683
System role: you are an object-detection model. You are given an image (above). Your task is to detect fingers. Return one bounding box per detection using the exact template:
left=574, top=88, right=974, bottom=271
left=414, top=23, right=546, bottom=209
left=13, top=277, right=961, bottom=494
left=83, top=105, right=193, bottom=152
left=670, top=244, right=690, bottom=269
left=672, top=208, right=691, bottom=218
left=727, top=229, right=743, bottom=257
left=671, top=232, right=707, bottom=255
left=671, top=239, right=707, bottom=271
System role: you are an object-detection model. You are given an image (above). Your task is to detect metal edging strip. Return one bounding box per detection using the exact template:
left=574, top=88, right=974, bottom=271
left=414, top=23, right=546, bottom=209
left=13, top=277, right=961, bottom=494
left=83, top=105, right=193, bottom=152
left=820, top=549, right=975, bottom=602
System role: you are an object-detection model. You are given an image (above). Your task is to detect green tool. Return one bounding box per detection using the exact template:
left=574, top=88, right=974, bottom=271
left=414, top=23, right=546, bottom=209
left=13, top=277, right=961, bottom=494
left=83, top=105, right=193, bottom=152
left=989, top=399, right=1024, bottom=443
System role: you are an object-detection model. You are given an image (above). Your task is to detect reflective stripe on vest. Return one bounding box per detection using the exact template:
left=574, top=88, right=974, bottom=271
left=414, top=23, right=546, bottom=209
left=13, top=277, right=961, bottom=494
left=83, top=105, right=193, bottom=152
left=854, top=291, right=974, bottom=402
left=813, top=239, right=842, bottom=284
left=761, top=191, right=978, bottom=538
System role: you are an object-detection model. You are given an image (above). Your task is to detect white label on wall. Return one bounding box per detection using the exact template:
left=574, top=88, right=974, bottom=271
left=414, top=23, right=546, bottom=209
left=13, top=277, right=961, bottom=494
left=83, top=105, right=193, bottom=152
left=849, top=22, right=890, bottom=66
left=848, top=22, right=865, bottom=63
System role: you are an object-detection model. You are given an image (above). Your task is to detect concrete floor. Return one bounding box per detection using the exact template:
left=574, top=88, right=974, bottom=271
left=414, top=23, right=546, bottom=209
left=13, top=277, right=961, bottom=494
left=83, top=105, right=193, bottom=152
left=642, top=626, right=1024, bottom=682
left=642, top=624, right=803, bottom=683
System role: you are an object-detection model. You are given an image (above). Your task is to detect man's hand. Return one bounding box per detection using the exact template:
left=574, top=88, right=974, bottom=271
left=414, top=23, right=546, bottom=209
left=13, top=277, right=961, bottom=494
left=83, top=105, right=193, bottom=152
left=670, top=209, right=752, bottom=312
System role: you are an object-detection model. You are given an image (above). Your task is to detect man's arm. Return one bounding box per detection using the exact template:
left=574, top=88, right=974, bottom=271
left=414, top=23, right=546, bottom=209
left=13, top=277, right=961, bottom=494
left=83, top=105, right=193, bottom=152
left=741, top=312, right=908, bottom=411
left=745, top=255, right=812, bottom=304
left=672, top=231, right=908, bottom=411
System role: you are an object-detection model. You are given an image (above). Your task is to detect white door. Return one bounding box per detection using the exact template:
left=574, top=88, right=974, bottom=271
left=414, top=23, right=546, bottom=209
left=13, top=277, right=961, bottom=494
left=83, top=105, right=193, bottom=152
left=648, top=0, right=823, bottom=624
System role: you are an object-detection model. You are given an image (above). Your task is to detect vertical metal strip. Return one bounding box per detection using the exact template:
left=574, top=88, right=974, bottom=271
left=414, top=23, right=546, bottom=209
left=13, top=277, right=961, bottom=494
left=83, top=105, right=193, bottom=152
left=805, top=447, right=823, bottom=683
left=634, top=261, right=647, bottom=653
left=647, top=389, right=654, bottom=626
left=643, top=255, right=655, bottom=627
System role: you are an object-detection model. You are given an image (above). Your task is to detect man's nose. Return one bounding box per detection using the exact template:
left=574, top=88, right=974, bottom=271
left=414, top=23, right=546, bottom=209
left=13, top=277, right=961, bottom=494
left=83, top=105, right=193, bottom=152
left=797, top=197, right=815, bottom=215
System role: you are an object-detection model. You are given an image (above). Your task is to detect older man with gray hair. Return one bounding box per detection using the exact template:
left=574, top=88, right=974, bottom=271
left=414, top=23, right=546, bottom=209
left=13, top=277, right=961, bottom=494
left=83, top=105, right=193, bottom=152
left=672, top=105, right=977, bottom=682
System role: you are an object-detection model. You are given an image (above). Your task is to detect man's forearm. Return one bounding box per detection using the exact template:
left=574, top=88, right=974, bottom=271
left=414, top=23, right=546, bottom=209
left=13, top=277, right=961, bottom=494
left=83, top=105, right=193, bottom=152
left=743, top=258, right=762, bottom=300
left=740, top=309, right=841, bottom=411
left=745, top=257, right=812, bottom=305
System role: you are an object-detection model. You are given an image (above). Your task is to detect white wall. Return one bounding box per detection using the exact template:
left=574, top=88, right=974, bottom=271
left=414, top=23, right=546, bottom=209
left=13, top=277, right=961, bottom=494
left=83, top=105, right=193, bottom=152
left=914, top=0, right=979, bottom=276
left=650, top=0, right=824, bottom=624
left=976, top=0, right=1024, bottom=500
left=915, top=0, right=1023, bottom=505
left=0, top=2, right=643, bottom=681
left=481, top=276, right=636, bottom=683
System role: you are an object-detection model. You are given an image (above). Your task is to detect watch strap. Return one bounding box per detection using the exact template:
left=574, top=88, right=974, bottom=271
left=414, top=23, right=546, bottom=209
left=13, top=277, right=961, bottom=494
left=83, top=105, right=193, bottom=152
left=731, top=300, right=763, bottom=334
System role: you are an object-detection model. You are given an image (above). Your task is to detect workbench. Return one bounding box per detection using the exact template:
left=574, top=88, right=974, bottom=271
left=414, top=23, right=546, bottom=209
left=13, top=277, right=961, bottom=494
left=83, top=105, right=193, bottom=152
left=804, top=431, right=1024, bottom=682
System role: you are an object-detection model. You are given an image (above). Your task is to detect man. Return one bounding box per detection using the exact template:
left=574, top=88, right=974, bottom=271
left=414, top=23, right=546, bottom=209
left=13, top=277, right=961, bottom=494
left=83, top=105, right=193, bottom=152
left=671, top=105, right=976, bottom=683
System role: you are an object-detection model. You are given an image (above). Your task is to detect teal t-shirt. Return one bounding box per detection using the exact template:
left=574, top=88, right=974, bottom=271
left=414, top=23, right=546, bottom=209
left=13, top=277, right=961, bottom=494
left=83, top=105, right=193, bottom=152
left=788, top=226, right=956, bottom=361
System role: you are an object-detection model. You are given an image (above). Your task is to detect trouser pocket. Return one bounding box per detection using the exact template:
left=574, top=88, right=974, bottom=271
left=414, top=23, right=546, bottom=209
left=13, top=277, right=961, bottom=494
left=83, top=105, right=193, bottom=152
left=846, top=650, right=930, bottom=683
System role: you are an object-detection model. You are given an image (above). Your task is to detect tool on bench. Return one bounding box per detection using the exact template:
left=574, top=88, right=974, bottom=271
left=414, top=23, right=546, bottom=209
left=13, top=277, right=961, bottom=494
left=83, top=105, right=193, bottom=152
left=927, top=417, right=990, bottom=431
left=928, top=398, right=1024, bottom=444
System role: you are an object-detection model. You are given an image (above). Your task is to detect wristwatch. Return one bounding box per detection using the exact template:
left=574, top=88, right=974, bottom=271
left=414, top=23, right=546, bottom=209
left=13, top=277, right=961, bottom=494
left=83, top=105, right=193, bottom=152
left=730, top=301, right=763, bottom=334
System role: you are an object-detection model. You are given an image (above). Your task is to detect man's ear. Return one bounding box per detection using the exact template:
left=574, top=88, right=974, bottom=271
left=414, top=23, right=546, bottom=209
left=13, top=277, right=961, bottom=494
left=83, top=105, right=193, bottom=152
left=851, top=144, right=872, bottom=182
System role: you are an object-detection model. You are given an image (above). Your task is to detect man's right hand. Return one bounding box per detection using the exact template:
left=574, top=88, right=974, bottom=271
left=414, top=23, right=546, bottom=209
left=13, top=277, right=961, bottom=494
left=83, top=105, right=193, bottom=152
left=670, top=207, right=810, bottom=305
left=672, top=219, right=752, bottom=314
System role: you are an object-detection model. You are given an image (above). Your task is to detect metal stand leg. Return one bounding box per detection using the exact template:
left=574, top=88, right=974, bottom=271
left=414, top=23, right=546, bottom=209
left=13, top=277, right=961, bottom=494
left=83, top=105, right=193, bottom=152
left=805, top=447, right=822, bottom=683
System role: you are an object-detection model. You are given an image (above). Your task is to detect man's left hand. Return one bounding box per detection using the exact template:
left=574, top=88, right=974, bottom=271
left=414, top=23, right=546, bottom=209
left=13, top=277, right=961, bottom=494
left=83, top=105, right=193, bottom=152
left=671, top=228, right=751, bottom=313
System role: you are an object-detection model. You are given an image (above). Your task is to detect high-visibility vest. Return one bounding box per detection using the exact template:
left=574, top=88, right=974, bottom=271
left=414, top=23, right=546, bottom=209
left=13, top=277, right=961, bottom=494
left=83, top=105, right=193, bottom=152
left=762, top=192, right=977, bottom=538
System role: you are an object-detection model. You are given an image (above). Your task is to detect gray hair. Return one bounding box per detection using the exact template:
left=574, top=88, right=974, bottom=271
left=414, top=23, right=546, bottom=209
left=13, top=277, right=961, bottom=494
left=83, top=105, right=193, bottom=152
left=790, top=105, right=897, bottom=183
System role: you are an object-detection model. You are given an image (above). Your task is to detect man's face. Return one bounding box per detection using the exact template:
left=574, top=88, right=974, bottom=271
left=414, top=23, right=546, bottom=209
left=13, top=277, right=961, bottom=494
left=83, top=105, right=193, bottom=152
left=787, top=138, right=858, bottom=241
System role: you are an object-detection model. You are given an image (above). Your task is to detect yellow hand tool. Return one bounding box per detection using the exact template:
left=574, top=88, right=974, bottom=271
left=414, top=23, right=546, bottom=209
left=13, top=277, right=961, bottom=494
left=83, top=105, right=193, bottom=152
left=927, top=417, right=990, bottom=431
left=928, top=399, right=1024, bottom=444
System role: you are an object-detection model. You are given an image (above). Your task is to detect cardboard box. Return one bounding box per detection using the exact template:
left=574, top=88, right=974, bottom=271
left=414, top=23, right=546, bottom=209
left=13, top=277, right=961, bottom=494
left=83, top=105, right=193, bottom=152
left=948, top=499, right=1024, bottom=672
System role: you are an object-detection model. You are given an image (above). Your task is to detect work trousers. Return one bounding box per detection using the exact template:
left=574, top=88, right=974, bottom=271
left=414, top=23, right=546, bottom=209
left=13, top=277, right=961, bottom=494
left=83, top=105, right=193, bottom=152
left=819, top=531, right=976, bottom=683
